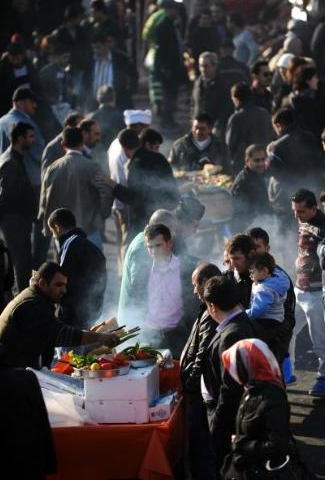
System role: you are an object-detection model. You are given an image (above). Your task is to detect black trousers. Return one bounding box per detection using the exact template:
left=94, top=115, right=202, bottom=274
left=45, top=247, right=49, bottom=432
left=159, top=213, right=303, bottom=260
left=0, top=214, right=33, bottom=292
left=206, top=402, right=232, bottom=480
left=185, top=392, right=216, bottom=480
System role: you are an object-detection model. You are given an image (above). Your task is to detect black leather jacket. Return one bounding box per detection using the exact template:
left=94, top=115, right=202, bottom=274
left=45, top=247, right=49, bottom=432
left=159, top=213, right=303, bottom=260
left=180, top=304, right=217, bottom=394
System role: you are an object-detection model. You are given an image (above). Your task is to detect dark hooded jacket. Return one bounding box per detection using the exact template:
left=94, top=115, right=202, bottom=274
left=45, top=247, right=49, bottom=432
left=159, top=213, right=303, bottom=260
left=57, top=228, right=107, bottom=328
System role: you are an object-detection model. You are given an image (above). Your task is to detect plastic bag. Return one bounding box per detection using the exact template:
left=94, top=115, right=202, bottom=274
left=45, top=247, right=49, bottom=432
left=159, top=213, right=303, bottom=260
left=41, top=389, right=95, bottom=427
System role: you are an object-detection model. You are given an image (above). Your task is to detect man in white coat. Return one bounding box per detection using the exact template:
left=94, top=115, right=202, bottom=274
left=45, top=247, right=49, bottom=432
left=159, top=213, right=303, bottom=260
left=108, top=109, right=151, bottom=274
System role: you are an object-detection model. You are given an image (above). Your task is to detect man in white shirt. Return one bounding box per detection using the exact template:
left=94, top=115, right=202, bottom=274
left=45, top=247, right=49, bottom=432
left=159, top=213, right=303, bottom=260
left=108, top=109, right=151, bottom=274
left=142, top=223, right=192, bottom=358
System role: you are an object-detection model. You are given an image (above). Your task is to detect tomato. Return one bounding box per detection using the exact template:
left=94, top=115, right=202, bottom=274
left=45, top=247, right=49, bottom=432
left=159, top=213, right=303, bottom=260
left=97, top=357, right=110, bottom=364
left=100, top=363, right=113, bottom=370
left=114, top=354, right=130, bottom=362
left=135, top=350, right=150, bottom=360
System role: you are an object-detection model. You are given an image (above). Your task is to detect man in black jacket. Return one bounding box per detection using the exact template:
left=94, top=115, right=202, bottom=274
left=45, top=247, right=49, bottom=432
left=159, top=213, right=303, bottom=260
left=269, top=108, right=325, bottom=225
left=0, top=122, right=37, bottom=292
left=225, top=233, right=296, bottom=364
left=231, top=143, right=272, bottom=233
left=226, top=82, right=274, bottom=174
left=201, top=275, right=256, bottom=479
left=84, top=30, right=138, bottom=111
left=103, top=129, right=179, bottom=242
left=180, top=262, right=221, bottom=480
left=192, top=51, right=231, bottom=145
left=47, top=208, right=107, bottom=328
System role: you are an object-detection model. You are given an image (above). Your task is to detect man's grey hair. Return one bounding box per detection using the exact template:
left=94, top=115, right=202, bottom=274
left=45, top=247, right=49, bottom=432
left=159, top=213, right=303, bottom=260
left=199, top=51, right=218, bottom=66
left=245, top=143, right=266, bottom=158
left=149, top=209, right=177, bottom=235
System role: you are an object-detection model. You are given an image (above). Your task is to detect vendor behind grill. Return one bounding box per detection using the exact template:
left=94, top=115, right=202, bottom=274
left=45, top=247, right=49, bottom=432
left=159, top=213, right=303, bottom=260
left=0, top=262, right=118, bottom=369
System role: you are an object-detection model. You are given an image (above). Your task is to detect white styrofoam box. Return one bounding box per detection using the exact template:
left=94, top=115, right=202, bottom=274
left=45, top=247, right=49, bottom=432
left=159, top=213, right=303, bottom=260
left=149, top=393, right=177, bottom=422
left=86, top=398, right=149, bottom=424
left=84, top=364, right=159, bottom=405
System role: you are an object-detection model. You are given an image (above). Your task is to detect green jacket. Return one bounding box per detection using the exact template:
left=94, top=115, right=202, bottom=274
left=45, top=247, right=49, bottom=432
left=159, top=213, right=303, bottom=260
left=169, top=133, right=222, bottom=171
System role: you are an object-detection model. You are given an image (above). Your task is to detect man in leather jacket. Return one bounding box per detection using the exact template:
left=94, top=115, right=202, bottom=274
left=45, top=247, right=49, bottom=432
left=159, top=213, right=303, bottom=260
left=180, top=262, right=221, bottom=480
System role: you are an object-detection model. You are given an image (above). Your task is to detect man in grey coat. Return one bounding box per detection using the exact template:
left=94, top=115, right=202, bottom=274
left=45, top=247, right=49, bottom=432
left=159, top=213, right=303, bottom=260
left=39, top=126, right=113, bottom=251
left=41, top=112, right=83, bottom=175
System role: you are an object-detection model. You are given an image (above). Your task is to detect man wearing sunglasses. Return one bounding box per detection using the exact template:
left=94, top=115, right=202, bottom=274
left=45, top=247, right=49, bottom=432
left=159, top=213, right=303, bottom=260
left=251, top=60, right=273, bottom=113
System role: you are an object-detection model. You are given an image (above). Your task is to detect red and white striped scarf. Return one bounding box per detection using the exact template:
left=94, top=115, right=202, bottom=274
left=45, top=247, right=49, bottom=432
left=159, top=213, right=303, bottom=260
left=222, top=338, right=284, bottom=388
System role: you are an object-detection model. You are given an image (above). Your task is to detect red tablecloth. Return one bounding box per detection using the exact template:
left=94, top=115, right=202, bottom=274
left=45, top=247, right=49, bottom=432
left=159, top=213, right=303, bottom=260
left=47, top=398, right=185, bottom=480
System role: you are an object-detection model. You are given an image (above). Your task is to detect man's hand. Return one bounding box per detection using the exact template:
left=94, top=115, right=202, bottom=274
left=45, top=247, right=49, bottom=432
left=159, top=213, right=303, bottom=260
left=102, top=332, right=119, bottom=348
left=96, top=173, right=117, bottom=188
left=90, top=316, right=118, bottom=333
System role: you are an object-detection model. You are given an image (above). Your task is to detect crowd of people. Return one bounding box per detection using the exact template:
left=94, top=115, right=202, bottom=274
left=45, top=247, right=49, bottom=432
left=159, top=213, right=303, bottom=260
left=0, top=0, right=324, bottom=479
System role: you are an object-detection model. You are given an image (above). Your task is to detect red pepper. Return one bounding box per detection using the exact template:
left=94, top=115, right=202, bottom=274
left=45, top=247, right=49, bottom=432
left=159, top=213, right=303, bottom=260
left=135, top=350, right=150, bottom=360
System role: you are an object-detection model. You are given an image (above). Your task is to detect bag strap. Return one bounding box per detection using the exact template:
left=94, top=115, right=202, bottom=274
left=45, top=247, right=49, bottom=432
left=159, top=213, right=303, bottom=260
left=266, top=455, right=290, bottom=471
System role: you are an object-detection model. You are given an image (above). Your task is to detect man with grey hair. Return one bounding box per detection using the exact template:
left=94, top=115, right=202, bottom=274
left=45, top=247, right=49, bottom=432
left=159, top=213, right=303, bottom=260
left=231, top=143, right=272, bottom=233
left=87, top=85, right=124, bottom=149
left=192, top=51, right=231, bottom=147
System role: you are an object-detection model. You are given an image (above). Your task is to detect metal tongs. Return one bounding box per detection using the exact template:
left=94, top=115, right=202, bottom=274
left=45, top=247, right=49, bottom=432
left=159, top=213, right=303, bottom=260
left=116, top=326, right=141, bottom=345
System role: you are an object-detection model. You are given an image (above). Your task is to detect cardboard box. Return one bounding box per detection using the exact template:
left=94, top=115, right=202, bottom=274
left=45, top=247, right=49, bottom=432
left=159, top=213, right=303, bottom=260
left=84, top=364, right=159, bottom=404
left=86, top=398, right=149, bottom=424
left=149, top=393, right=178, bottom=422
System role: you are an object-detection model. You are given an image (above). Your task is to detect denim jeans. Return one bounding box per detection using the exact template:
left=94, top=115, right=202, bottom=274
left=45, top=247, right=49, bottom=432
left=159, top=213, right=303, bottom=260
left=289, top=288, right=325, bottom=377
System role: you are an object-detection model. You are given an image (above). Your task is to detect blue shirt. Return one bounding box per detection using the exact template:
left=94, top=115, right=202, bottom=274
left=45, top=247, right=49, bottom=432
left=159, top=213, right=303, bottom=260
left=216, top=308, right=243, bottom=333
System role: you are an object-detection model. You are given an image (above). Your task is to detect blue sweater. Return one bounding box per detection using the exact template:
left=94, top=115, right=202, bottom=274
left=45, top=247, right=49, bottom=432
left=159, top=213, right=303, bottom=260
left=246, top=267, right=290, bottom=322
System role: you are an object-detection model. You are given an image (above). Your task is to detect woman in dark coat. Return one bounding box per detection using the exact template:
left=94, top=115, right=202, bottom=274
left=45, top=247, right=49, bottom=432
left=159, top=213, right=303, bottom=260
left=221, top=338, right=291, bottom=480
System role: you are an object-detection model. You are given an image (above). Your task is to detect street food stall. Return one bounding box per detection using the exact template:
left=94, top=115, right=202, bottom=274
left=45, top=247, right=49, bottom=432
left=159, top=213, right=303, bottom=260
left=175, top=167, right=233, bottom=258
left=38, top=326, right=184, bottom=480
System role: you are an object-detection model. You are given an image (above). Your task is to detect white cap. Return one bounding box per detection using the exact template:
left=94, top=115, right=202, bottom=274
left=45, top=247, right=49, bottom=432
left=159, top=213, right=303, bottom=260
left=277, top=53, right=295, bottom=69
left=123, top=109, right=152, bottom=126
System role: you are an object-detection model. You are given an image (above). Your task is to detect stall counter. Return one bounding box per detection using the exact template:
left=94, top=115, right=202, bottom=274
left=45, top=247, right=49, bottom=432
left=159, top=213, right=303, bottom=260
left=47, top=397, right=185, bottom=480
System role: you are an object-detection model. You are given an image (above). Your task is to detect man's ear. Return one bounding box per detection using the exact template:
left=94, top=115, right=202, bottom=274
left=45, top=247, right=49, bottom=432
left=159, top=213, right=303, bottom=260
left=53, top=223, right=61, bottom=235
left=38, top=277, right=46, bottom=289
